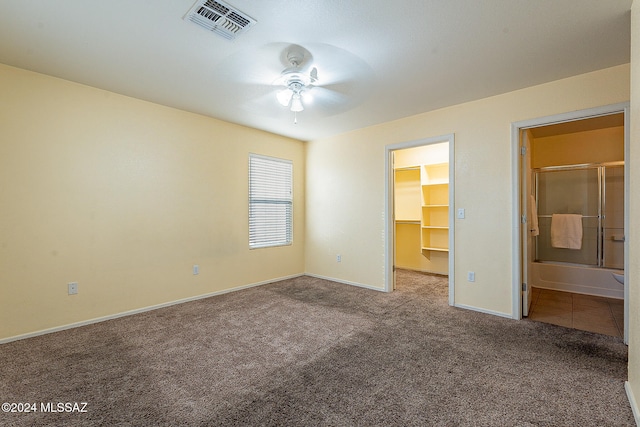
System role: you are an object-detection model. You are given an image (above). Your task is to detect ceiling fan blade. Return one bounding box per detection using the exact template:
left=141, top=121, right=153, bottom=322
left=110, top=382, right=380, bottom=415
left=302, top=86, right=359, bottom=117
left=303, top=43, right=374, bottom=87
left=310, top=67, right=319, bottom=82
left=308, top=86, right=348, bottom=105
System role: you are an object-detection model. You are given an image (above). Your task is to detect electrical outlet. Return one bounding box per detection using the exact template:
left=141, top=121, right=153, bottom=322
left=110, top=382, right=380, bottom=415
left=68, top=282, right=78, bottom=295
left=193, top=265, right=199, bottom=275
left=336, top=254, right=341, bottom=263
left=467, top=272, right=475, bottom=282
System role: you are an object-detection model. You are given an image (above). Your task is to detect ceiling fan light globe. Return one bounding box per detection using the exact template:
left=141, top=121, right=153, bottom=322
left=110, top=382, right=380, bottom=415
left=290, top=96, right=304, bottom=112
left=277, top=89, right=293, bottom=107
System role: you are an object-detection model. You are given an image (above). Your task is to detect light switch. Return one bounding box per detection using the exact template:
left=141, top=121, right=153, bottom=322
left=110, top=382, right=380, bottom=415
left=457, top=208, right=465, bottom=219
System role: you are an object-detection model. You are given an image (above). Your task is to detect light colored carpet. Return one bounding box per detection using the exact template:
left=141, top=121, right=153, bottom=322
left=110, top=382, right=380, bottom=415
left=0, top=270, right=633, bottom=426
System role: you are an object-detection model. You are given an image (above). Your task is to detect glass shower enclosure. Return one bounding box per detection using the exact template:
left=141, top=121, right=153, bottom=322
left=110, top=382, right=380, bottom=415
left=534, top=162, right=624, bottom=269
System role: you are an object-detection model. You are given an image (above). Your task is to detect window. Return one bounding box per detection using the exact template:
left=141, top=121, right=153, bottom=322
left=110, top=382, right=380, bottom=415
left=249, top=154, right=293, bottom=248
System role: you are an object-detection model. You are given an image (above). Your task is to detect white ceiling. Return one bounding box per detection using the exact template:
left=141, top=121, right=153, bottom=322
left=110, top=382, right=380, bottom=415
left=0, top=1, right=632, bottom=142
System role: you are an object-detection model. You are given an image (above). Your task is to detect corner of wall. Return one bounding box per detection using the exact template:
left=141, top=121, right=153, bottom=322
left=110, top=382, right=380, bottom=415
left=627, top=0, right=640, bottom=417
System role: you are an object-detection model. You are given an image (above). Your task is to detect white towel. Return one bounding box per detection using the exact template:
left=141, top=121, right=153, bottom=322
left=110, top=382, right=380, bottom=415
left=550, top=214, right=583, bottom=250
left=529, top=195, right=539, bottom=236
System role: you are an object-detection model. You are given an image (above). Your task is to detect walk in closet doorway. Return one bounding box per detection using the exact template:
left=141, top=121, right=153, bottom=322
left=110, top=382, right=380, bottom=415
left=385, top=134, right=455, bottom=305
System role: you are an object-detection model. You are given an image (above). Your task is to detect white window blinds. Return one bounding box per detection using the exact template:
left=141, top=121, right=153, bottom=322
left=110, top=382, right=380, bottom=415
left=249, top=154, right=293, bottom=249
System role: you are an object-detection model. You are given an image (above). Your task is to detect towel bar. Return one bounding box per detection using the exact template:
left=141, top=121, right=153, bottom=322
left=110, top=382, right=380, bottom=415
left=537, top=215, right=599, bottom=219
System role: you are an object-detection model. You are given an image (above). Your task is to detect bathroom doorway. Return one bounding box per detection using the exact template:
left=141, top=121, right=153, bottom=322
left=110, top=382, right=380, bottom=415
left=512, top=103, right=629, bottom=343
left=384, top=134, right=455, bottom=304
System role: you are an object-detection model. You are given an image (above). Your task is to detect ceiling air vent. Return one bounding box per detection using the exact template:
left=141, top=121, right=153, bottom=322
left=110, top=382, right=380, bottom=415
left=184, top=0, right=256, bottom=40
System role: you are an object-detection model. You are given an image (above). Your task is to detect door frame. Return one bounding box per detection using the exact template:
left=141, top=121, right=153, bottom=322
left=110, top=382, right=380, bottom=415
left=510, top=102, right=630, bottom=343
left=520, top=128, right=534, bottom=316
left=384, top=133, right=455, bottom=306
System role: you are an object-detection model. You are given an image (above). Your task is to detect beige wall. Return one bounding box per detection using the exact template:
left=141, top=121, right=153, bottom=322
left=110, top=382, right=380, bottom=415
left=627, top=0, right=640, bottom=418
left=532, top=126, right=624, bottom=168
left=0, top=64, right=306, bottom=341
left=305, top=64, right=629, bottom=316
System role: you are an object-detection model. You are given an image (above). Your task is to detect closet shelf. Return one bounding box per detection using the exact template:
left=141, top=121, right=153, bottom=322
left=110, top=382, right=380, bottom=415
left=421, top=162, right=450, bottom=253
left=395, top=161, right=450, bottom=260
left=422, top=247, right=449, bottom=252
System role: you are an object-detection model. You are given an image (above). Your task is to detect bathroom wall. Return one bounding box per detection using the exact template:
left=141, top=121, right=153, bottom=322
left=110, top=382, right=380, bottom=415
left=531, top=122, right=624, bottom=168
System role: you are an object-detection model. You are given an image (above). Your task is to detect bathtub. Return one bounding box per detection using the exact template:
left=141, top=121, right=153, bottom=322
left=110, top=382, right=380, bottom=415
left=530, top=262, right=623, bottom=299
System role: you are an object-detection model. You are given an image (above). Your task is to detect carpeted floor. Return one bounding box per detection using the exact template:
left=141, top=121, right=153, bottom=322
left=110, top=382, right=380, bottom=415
left=0, top=270, right=634, bottom=426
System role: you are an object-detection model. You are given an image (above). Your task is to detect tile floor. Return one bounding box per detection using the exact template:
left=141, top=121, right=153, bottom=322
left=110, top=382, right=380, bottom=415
left=528, top=287, right=624, bottom=338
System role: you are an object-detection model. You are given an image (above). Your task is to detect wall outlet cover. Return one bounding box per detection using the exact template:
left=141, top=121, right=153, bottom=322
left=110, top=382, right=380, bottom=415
left=68, top=282, right=78, bottom=295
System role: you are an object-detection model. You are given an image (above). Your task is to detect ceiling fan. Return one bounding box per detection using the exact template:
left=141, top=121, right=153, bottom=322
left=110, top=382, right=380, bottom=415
left=217, top=43, right=373, bottom=123
left=272, top=46, right=318, bottom=113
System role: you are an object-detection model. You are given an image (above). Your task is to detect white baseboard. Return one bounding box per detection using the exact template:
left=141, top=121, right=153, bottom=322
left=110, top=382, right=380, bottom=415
left=625, top=381, right=640, bottom=426
left=453, top=303, right=513, bottom=319
left=0, top=273, right=304, bottom=345
left=304, top=273, right=386, bottom=292
left=0, top=273, right=518, bottom=344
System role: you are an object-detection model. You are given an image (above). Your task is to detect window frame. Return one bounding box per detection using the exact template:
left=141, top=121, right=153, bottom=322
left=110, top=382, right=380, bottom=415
left=248, top=153, right=293, bottom=249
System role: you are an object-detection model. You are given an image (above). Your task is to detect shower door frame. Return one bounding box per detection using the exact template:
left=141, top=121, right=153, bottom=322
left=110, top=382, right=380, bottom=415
left=510, top=102, right=630, bottom=344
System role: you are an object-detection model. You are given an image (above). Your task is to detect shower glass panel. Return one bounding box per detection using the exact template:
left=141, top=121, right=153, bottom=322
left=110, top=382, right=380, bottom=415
left=535, top=167, right=599, bottom=266
left=603, top=165, right=624, bottom=269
